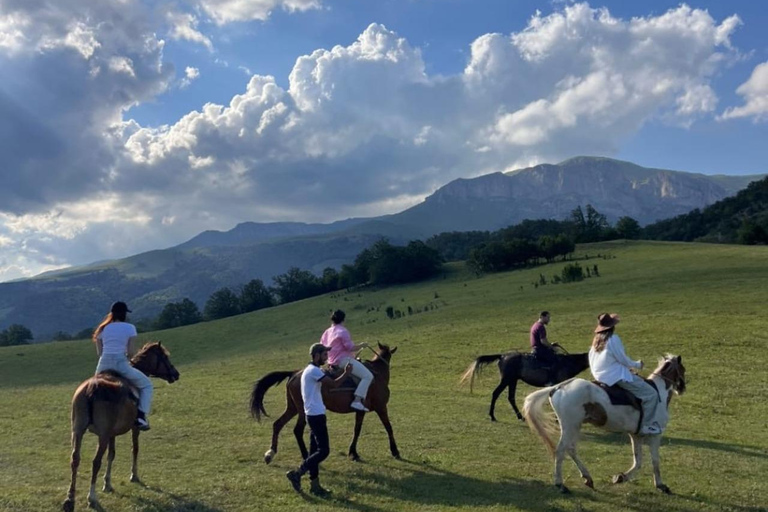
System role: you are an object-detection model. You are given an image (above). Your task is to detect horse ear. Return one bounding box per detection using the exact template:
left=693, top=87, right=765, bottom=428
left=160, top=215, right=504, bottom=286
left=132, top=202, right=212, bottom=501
left=158, top=341, right=162, bottom=346
left=676, top=355, right=681, bottom=363
left=391, top=346, right=397, bottom=354
left=377, top=342, right=383, bottom=350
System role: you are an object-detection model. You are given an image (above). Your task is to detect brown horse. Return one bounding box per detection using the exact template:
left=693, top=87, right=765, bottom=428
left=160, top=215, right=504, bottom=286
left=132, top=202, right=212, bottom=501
left=461, top=349, right=589, bottom=421
left=63, top=342, right=180, bottom=512
left=250, top=343, right=400, bottom=463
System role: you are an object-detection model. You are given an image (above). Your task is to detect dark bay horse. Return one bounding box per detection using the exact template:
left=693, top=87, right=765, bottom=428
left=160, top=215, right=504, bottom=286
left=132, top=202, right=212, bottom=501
left=461, top=349, right=589, bottom=421
left=63, top=342, right=180, bottom=512
left=250, top=343, right=399, bottom=463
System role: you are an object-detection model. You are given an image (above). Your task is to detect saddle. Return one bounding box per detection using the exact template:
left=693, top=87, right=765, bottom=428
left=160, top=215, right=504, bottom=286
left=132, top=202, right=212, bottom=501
left=326, top=364, right=362, bottom=391
left=94, top=370, right=140, bottom=405
left=591, top=380, right=659, bottom=410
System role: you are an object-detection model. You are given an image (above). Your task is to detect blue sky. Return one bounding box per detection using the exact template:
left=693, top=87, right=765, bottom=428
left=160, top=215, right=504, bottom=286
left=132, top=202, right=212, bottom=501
left=1, top=0, right=767, bottom=281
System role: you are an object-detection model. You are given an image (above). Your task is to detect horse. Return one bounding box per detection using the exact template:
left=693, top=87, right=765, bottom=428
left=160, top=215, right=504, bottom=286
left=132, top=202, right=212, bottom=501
left=523, top=355, right=686, bottom=494
left=250, top=343, right=400, bottom=463
left=62, top=342, right=180, bottom=512
left=460, top=348, right=589, bottom=421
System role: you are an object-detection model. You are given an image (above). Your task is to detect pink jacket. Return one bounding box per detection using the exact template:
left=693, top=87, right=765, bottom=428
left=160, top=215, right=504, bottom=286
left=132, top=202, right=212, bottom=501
left=320, top=324, right=355, bottom=365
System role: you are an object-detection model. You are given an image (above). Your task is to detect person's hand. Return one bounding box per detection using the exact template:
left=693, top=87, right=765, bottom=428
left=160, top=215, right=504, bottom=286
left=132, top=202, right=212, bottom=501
left=344, top=363, right=353, bottom=375
left=359, top=342, right=369, bottom=349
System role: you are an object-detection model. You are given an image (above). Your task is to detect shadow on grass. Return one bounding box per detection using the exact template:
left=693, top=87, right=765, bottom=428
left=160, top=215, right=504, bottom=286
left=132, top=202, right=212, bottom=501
left=582, top=432, right=768, bottom=459
left=327, top=458, right=597, bottom=511
left=125, top=480, right=224, bottom=512
left=598, top=486, right=766, bottom=512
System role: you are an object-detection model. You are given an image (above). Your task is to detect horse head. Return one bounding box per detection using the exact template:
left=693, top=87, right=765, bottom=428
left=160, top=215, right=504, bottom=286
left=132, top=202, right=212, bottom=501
left=132, top=342, right=180, bottom=383
left=376, top=342, right=398, bottom=363
left=657, top=354, right=686, bottom=395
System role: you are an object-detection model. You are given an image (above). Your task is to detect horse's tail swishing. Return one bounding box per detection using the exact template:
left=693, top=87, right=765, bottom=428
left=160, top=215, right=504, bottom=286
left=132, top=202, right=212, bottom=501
left=460, top=354, right=504, bottom=392
left=523, top=386, right=560, bottom=456
left=250, top=371, right=297, bottom=422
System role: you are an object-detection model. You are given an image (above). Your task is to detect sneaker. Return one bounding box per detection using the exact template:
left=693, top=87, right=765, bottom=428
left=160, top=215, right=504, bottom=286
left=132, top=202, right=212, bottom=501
left=135, top=411, right=150, bottom=431
left=309, top=478, right=332, bottom=497
left=350, top=400, right=369, bottom=412
left=286, top=470, right=302, bottom=492
left=639, top=424, right=661, bottom=435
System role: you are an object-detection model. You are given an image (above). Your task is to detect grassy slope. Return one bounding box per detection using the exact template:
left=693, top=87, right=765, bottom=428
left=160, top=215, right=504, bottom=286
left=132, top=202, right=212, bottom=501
left=0, top=241, right=766, bottom=512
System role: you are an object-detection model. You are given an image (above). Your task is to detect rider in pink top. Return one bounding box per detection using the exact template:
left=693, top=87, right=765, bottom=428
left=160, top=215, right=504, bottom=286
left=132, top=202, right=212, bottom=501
left=320, top=310, right=373, bottom=412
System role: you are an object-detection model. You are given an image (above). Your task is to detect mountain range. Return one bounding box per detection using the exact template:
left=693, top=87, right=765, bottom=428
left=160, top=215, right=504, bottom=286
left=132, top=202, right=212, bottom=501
left=1, top=156, right=762, bottom=340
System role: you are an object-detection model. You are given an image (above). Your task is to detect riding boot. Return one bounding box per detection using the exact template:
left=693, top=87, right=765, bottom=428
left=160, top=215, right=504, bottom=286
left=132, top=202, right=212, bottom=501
left=309, top=477, right=332, bottom=497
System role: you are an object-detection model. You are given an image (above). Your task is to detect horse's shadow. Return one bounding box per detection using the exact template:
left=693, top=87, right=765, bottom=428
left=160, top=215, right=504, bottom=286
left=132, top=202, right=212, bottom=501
left=326, top=458, right=595, bottom=511
left=119, top=481, right=224, bottom=512
left=583, top=432, right=768, bottom=459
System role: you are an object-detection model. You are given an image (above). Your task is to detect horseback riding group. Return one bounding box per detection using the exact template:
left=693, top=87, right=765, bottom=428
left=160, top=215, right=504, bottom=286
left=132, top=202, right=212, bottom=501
left=63, top=301, right=686, bottom=511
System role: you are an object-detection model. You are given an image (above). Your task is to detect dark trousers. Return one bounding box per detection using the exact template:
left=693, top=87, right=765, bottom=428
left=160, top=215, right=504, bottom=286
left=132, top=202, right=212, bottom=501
left=300, top=414, right=330, bottom=479
left=532, top=345, right=557, bottom=366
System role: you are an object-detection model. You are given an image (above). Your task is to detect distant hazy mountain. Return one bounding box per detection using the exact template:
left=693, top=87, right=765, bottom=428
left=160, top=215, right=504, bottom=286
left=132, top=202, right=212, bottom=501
left=0, top=156, right=762, bottom=340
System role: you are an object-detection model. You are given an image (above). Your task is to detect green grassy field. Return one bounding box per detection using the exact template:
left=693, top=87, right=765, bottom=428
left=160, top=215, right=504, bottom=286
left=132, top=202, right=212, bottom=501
left=1, top=241, right=766, bottom=512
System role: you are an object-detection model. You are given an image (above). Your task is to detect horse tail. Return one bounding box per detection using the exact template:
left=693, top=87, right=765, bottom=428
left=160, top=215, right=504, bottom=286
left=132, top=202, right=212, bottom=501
left=459, top=354, right=504, bottom=393
left=250, top=370, right=298, bottom=422
left=523, top=386, right=560, bottom=457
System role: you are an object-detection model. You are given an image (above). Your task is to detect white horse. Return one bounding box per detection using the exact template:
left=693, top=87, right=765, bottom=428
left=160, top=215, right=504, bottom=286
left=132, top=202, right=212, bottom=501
left=523, top=355, right=686, bottom=494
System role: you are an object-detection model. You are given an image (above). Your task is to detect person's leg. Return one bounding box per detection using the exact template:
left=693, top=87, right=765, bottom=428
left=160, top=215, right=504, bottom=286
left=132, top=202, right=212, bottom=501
left=617, top=375, right=660, bottom=431
left=117, top=360, right=154, bottom=423
left=306, top=415, right=331, bottom=495
left=348, top=359, right=374, bottom=401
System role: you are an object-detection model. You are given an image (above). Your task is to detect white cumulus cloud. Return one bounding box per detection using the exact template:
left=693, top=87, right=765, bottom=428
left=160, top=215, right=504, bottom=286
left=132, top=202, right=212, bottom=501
left=720, top=61, right=768, bottom=122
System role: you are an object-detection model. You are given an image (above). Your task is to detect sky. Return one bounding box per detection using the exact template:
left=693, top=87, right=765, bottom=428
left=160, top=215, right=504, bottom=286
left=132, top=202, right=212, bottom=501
left=0, top=0, right=767, bottom=282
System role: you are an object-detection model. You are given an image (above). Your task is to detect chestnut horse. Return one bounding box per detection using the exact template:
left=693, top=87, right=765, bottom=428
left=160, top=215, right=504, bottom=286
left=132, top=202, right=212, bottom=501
left=63, top=342, right=180, bottom=512
left=250, top=343, right=400, bottom=463
left=523, top=355, right=686, bottom=494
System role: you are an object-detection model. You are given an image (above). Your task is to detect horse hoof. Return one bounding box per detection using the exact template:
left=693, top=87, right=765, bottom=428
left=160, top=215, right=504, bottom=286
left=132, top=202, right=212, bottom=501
left=264, top=450, right=275, bottom=465
left=87, top=497, right=98, bottom=509
left=555, top=484, right=571, bottom=494
left=490, top=417, right=497, bottom=422
left=657, top=484, right=672, bottom=494
left=349, top=454, right=361, bottom=462
left=130, top=474, right=140, bottom=483
left=393, top=453, right=401, bottom=460
left=62, top=499, right=75, bottom=512
left=583, top=477, right=594, bottom=489
left=102, top=485, right=113, bottom=493
left=612, top=473, right=626, bottom=484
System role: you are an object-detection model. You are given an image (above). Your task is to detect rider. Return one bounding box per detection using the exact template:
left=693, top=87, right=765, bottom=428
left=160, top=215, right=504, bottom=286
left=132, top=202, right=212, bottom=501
left=530, top=311, right=557, bottom=385
left=589, top=313, right=662, bottom=436
left=286, top=343, right=352, bottom=496
left=320, top=310, right=373, bottom=412
left=92, top=301, right=152, bottom=430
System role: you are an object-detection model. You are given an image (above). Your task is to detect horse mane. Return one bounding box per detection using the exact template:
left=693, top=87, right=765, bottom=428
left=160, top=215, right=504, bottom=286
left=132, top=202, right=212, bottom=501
left=86, top=371, right=131, bottom=404
left=131, top=341, right=169, bottom=364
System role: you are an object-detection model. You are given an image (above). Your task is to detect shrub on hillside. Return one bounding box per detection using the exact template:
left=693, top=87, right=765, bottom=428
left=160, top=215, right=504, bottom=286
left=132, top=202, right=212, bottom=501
left=204, top=288, right=241, bottom=321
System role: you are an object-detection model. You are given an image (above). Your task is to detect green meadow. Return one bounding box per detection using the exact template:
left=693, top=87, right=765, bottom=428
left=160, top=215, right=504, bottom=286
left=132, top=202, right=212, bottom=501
left=1, top=241, right=766, bottom=512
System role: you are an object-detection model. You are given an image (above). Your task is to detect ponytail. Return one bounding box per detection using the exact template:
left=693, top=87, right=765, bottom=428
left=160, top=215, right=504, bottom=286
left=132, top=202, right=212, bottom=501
left=591, top=328, right=614, bottom=353
left=92, top=312, right=118, bottom=342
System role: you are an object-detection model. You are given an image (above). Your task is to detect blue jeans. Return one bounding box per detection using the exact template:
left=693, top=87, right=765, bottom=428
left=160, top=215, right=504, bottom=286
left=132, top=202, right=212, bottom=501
left=96, top=354, right=153, bottom=415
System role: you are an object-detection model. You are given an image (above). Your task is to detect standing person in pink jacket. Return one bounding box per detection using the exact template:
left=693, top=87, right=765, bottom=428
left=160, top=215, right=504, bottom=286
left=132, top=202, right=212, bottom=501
left=320, top=310, right=373, bottom=412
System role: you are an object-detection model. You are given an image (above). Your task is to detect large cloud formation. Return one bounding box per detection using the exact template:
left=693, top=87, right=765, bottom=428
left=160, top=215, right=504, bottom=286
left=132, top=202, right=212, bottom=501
left=0, top=2, right=746, bottom=281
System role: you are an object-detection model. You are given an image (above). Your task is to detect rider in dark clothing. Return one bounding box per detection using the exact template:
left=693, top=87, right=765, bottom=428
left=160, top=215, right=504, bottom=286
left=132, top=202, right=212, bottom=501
left=530, top=311, right=558, bottom=385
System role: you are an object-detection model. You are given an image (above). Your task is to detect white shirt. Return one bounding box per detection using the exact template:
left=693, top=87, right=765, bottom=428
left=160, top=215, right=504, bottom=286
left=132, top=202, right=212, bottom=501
left=301, top=364, right=327, bottom=416
left=98, top=322, right=138, bottom=356
left=589, top=334, right=642, bottom=386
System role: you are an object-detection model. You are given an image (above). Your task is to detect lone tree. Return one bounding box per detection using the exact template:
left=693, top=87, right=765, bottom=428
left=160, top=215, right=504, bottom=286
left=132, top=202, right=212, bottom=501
left=204, top=288, right=241, bottom=321
left=240, top=279, right=275, bottom=313
left=0, top=324, right=34, bottom=346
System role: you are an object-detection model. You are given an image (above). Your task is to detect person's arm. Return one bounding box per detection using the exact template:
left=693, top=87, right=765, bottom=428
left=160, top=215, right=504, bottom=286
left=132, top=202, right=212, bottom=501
left=608, top=335, right=643, bottom=369
left=95, top=337, right=103, bottom=358
left=126, top=336, right=139, bottom=357
left=321, top=364, right=354, bottom=388
left=341, top=328, right=368, bottom=352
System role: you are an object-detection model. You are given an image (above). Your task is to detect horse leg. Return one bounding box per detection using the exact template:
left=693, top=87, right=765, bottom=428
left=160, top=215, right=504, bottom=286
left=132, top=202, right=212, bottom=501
left=489, top=380, right=506, bottom=422
left=348, top=411, right=366, bottom=461
left=265, top=406, right=297, bottom=464
left=87, top=436, right=109, bottom=507
left=102, top=437, right=116, bottom=492
left=293, top=413, right=309, bottom=460
left=62, top=427, right=85, bottom=512
left=376, top=406, right=401, bottom=460
left=613, top=434, right=642, bottom=484
left=554, top=426, right=579, bottom=494
left=649, top=435, right=671, bottom=494
left=130, top=427, right=140, bottom=483
left=567, top=445, right=593, bottom=489
left=507, top=380, right=524, bottom=421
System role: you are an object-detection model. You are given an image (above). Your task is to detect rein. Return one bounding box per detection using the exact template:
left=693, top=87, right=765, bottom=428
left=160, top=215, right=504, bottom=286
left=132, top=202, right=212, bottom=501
left=361, top=345, right=390, bottom=367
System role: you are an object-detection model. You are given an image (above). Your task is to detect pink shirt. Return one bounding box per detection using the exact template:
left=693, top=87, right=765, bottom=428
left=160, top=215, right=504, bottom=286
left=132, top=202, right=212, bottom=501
left=320, top=324, right=355, bottom=365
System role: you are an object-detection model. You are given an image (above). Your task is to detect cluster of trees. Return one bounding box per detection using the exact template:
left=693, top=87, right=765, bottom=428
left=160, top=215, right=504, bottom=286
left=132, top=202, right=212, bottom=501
left=642, top=176, right=768, bottom=245
left=467, top=236, right=575, bottom=274
left=0, top=324, right=34, bottom=346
